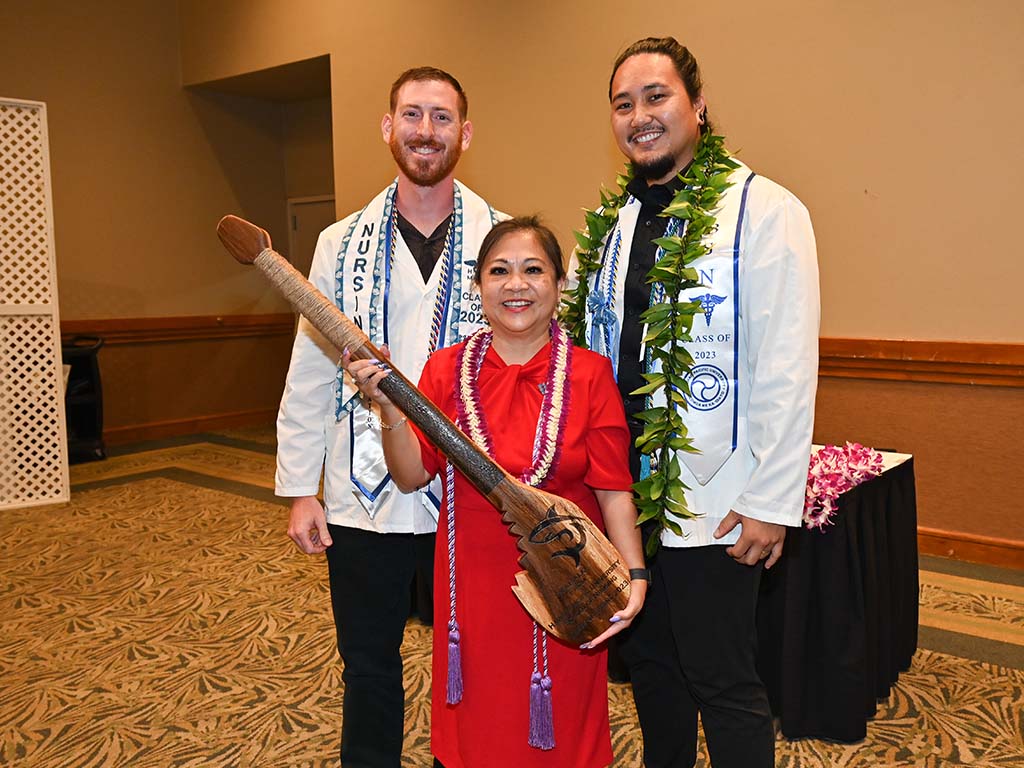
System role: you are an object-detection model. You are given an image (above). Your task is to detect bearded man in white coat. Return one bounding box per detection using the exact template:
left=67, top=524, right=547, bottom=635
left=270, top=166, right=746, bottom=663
left=276, top=67, right=503, bottom=767
left=567, top=38, right=819, bottom=768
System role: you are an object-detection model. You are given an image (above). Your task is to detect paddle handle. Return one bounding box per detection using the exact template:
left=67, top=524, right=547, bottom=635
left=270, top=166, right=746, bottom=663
left=252, top=248, right=508, bottom=496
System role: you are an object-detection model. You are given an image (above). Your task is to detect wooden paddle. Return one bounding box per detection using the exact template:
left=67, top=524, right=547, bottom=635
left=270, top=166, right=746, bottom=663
left=216, top=215, right=630, bottom=644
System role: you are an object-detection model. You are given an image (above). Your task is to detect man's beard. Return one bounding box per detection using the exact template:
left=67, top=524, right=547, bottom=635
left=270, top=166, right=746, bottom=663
left=632, top=152, right=678, bottom=184
left=390, top=135, right=462, bottom=187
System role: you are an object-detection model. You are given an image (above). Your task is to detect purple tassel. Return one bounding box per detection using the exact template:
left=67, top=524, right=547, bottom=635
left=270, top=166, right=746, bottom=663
left=528, top=672, right=555, bottom=750
left=446, top=620, right=463, bottom=704
left=528, top=672, right=543, bottom=741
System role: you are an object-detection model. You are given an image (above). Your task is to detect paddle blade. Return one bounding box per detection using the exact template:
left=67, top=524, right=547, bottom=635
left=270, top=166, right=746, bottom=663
left=511, top=571, right=558, bottom=632
left=217, top=215, right=272, bottom=264
left=495, top=483, right=631, bottom=644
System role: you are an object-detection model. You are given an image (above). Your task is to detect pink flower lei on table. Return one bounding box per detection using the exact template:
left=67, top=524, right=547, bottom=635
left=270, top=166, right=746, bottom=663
left=443, top=318, right=572, bottom=750
left=803, top=442, right=884, bottom=531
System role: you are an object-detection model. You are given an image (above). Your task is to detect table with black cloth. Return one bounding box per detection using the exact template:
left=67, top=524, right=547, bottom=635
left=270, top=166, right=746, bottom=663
left=756, top=454, right=919, bottom=743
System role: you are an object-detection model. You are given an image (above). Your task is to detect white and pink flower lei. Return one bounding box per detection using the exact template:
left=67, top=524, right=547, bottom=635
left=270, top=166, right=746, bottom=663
left=803, top=442, right=884, bottom=531
left=454, top=319, right=571, bottom=488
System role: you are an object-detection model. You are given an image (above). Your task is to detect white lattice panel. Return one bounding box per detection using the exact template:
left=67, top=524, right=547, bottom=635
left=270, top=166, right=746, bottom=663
left=1, top=316, right=67, bottom=505
left=1, top=103, right=52, bottom=305
left=0, top=99, right=69, bottom=509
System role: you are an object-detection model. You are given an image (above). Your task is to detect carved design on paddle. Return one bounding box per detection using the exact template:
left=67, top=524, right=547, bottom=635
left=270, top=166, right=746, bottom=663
left=528, top=507, right=587, bottom=568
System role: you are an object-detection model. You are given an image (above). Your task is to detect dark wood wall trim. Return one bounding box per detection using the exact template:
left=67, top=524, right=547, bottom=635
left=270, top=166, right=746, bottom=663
left=919, top=526, right=1024, bottom=570
left=61, top=313, right=296, bottom=345
left=820, top=338, right=1024, bottom=387
left=59, top=321, right=1024, bottom=384
left=105, top=408, right=278, bottom=446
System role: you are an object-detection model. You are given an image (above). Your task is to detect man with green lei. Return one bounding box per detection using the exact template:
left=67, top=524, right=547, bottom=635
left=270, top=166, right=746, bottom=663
left=562, top=37, right=820, bottom=767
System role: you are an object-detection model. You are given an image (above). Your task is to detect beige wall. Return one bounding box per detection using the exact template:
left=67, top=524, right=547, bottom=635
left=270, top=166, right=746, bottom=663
left=814, top=377, right=1024, bottom=542
left=179, top=0, right=1024, bottom=343
left=6, top=1, right=1017, bottom=335
left=0, top=0, right=291, bottom=320
left=0, top=1, right=303, bottom=441
left=284, top=97, right=333, bottom=199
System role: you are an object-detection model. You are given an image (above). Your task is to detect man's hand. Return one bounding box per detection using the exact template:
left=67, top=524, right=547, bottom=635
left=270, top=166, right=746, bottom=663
left=287, top=495, right=333, bottom=554
left=714, top=511, right=785, bottom=569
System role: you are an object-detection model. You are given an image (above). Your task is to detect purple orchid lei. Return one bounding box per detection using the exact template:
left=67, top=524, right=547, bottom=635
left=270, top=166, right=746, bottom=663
left=803, top=442, right=884, bottom=531
left=454, top=319, right=571, bottom=488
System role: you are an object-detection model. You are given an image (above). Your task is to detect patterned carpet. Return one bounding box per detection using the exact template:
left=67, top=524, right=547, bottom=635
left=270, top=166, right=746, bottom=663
left=1, top=427, right=1022, bottom=767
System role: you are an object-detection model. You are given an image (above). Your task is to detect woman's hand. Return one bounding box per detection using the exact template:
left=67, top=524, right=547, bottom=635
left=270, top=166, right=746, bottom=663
left=343, top=345, right=395, bottom=408
left=584, top=488, right=649, bottom=649
left=343, top=344, right=430, bottom=492
left=580, top=577, right=648, bottom=649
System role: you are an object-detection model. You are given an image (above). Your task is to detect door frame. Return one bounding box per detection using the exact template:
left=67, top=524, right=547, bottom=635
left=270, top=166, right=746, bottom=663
left=286, top=194, right=336, bottom=265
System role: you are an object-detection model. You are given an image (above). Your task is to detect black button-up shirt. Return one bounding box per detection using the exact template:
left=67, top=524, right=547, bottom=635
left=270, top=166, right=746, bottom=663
left=618, top=170, right=689, bottom=479
left=396, top=211, right=454, bottom=282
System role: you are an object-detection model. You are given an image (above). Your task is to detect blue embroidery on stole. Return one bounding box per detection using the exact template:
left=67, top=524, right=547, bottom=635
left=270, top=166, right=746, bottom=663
left=731, top=173, right=756, bottom=453
left=334, top=206, right=368, bottom=420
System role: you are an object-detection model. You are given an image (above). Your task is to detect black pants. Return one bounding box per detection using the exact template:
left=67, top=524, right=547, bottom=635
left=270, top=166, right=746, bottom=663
left=618, top=546, right=773, bottom=768
left=325, top=524, right=433, bottom=767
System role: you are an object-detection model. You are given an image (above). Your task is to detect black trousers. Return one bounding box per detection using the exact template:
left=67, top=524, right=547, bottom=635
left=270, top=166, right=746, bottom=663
left=325, top=524, right=433, bottom=767
left=618, top=546, right=774, bottom=768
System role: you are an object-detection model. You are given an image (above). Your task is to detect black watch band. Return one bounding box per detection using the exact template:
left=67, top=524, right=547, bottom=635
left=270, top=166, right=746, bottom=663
left=629, top=567, right=651, bottom=582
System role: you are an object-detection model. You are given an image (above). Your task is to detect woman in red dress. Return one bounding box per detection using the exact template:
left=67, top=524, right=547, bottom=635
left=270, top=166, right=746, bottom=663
left=346, top=217, right=647, bottom=768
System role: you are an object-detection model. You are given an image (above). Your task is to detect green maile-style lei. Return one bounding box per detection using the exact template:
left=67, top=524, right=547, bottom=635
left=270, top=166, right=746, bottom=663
left=561, top=132, right=739, bottom=555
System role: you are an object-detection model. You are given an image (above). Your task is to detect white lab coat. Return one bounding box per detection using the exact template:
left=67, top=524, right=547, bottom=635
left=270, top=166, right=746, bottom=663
left=582, top=166, right=820, bottom=547
left=275, top=181, right=503, bottom=533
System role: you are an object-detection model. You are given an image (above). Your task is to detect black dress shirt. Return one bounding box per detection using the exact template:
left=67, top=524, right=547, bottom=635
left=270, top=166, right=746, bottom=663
left=618, top=170, right=689, bottom=479
left=396, top=211, right=454, bottom=282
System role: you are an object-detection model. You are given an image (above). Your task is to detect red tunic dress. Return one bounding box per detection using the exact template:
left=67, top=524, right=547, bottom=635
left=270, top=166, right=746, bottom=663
left=416, top=339, right=633, bottom=768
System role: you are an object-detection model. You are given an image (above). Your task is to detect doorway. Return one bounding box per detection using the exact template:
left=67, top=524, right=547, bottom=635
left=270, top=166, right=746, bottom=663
left=286, top=195, right=336, bottom=278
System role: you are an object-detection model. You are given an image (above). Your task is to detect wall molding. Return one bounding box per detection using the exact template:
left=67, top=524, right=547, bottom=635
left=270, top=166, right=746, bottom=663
left=820, top=338, right=1024, bottom=387
left=57, top=320, right=1024, bottom=387
left=919, top=527, right=1024, bottom=570
left=104, top=408, right=277, bottom=446
left=61, top=313, right=295, bottom=345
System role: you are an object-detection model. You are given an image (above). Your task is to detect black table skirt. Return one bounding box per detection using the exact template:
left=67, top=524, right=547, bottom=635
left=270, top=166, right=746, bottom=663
left=757, top=458, right=919, bottom=742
